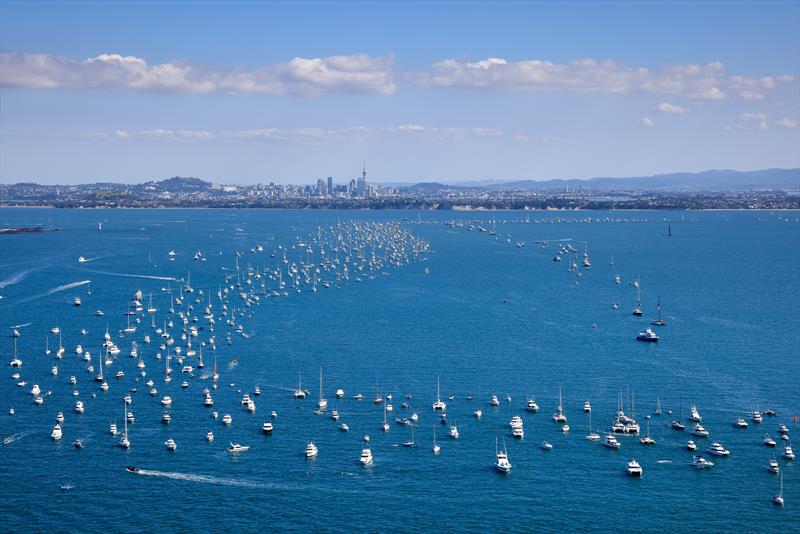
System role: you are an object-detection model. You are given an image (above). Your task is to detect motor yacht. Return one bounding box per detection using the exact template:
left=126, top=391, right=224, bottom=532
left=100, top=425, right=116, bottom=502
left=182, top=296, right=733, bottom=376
left=222, top=414, right=232, bottom=425
left=627, top=459, right=643, bottom=477
left=227, top=442, right=249, bottom=453
left=733, top=418, right=748, bottom=428
left=494, top=438, right=511, bottom=473
left=526, top=397, right=539, bottom=412
left=305, top=441, right=319, bottom=458
left=206, top=431, right=214, bottom=442
left=165, top=438, right=177, bottom=451
left=583, top=400, right=591, bottom=413
left=687, top=440, right=697, bottom=451
left=768, top=457, right=780, bottom=473
left=636, top=328, right=659, bottom=342
left=688, top=405, right=702, bottom=422
left=764, top=434, right=777, bottom=447
left=691, top=455, right=714, bottom=469
left=51, top=423, right=62, bottom=440
left=783, top=444, right=795, bottom=460
left=360, top=448, right=373, bottom=466
left=707, top=442, right=730, bottom=456
left=691, top=424, right=709, bottom=437
left=603, top=435, right=621, bottom=449
left=262, top=421, right=273, bottom=433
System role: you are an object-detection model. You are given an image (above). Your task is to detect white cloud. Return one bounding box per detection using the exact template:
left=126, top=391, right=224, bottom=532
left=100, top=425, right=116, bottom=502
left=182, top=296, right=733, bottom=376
left=512, top=133, right=560, bottom=142
left=776, top=117, right=797, bottom=129
left=411, top=57, right=792, bottom=100
left=738, top=112, right=768, bottom=130
left=0, top=51, right=396, bottom=95
left=656, top=102, right=687, bottom=114
left=91, top=125, right=502, bottom=142
left=639, top=117, right=655, bottom=128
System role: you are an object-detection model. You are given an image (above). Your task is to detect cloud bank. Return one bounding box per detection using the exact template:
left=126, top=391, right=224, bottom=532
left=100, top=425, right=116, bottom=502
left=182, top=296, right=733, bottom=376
left=89, top=124, right=502, bottom=142
left=0, top=51, right=396, bottom=95
left=411, top=57, right=792, bottom=100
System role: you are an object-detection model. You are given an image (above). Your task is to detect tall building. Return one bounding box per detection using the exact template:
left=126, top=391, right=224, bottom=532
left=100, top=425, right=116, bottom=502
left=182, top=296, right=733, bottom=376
left=356, top=164, right=367, bottom=199
left=348, top=179, right=356, bottom=197
left=316, top=178, right=327, bottom=197
left=327, top=176, right=333, bottom=196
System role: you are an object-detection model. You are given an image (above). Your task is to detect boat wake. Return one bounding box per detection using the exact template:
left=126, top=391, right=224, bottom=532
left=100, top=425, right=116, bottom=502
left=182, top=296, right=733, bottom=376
left=130, top=468, right=276, bottom=489
left=79, top=269, right=178, bottom=282
left=656, top=460, right=672, bottom=464
left=0, top=268, right=39, bottom=289
left=2, top=429, right=35, bottom=445
left=47, top=280, right=91, bottom=295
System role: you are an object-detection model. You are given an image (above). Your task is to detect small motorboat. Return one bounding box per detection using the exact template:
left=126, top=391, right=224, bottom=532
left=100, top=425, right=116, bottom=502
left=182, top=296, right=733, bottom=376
left=690, top=455, right=714, bottom=469
left=126, top=466, right=139, bottom=473
left=227, top=442, right=249, bottom=453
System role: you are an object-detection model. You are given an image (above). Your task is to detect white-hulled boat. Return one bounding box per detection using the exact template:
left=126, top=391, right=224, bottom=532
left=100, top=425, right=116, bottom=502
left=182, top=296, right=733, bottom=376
left=432, top=376, right=446, bottom=411
left=227, top=442, right=249, bottom=453
left=51, top=423, right=62, bottom=440
left=262, top=421, right=273, bottom=433
left=494, top=438, right=511, bottom=473
left=627, top=459, right=643, bottom=477
left=691, top=455, right=714, bottom=469
left=772, top=473, right=784, bottom=506
left=360, top=447, right=373, bottom=466
left=165, top=438, right=177, bottom=451
left=603, top=434, right=621, bottom=449
left=305, top=441, right=319, bottom=458
left=706, top=442, right=730, bottom=456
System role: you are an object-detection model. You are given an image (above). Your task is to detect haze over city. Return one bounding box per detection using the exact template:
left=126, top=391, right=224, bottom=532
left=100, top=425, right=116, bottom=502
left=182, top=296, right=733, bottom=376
left=1, top=1, right=799, bottom=185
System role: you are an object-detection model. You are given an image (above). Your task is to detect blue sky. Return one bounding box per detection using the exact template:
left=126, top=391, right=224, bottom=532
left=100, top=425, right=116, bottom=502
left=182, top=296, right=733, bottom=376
left=1, top=0, right=798, bottom=185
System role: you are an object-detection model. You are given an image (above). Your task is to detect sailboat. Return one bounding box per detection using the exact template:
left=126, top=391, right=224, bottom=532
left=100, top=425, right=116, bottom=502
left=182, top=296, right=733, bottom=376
left=654, top=396, right=662, bottom=416
left=432, top=375, right=446, bottom=411
left=317, top=368, right=328, bottom=411
left=294, top=372, right=306, bottom=398
left=118, top=400, right=130, bottom=449
left=403, top=422, right=416, bottom=447
left=432, top=426, right=440, bottom=454
left=772, top=472, right=784, bottom=506
left=640, top=416, right=656, bottom=444
left=381, top=402, right=389, bottom=432
left=671, top=399, right=685, bottom=430
left=651, top=296, right=667, bottom=326
left=632, top=276, right=643, bottom=316
left=585, top=410, right=601, bottom=441
left=552, top=386, right=567, bottom=423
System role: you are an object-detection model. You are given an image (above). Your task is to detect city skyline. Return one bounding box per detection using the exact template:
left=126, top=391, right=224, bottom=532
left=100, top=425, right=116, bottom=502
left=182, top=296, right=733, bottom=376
left=1, top=1, right=799, bottom=185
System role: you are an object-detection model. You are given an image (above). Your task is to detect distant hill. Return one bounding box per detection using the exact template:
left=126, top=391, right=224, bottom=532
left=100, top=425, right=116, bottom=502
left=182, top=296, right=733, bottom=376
left=411, top=182, right=458, bottom=190
left=495, top=168, right=800, bottom=191
left=144, top=176, right=211, bottom=192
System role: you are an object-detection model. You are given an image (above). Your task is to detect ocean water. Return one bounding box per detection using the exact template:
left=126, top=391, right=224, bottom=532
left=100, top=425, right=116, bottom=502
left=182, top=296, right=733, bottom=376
left=0, top=208, right=798, bottom=533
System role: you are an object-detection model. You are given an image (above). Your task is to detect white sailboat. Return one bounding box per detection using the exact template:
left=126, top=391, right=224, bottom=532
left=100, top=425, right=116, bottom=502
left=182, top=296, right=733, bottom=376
left=432, top=375, right=446, bottom=411
left=317, top=368, right=327, bottom=410
left=119, top=400, right=130, bottom=449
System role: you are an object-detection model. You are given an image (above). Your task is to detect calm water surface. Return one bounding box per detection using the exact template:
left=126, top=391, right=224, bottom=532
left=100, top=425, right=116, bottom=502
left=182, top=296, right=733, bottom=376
left=0, top=208, right=798, bottom=532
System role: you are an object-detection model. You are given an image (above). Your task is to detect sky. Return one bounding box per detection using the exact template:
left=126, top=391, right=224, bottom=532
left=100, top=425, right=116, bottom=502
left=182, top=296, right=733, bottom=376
left=1, top=0, right=799, bottom=185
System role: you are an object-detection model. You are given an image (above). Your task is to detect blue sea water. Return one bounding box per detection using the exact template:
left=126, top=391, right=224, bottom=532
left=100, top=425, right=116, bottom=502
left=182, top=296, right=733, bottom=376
left=0, top=208, right=798, bottom=533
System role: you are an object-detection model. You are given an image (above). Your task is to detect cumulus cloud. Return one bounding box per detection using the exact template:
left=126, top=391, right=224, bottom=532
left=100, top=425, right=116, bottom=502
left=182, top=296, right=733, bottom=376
left=0, top=51, right=396, bottom=95
left=656, top=102, right=687, bottom=114
left=411, top=57, right=792, bottom=100
left=89, top=124, right=502, bottom=142
left=776, top=117, right=797, bottom=129
left=639, top=117, right=655, bottom=128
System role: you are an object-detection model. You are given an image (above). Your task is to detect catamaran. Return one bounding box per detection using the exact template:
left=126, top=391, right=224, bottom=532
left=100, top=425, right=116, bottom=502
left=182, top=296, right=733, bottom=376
left=432, top=376, right=446, bottom=411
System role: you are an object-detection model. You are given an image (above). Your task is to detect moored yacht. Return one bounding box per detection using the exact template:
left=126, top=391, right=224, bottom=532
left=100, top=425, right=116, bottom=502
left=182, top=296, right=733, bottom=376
left=51, top=423, right=62, bottom=440
left=305, top=441, right=319, bottom=458
left=360, top=447, right=373, bottom=466
left=764, top=434, right=777, bottom=447
left=783, top=444, right=795, bottom=460
left=164, top=438, right=177, bottom=451
left=262, top=421, right=273, bottom=433
left=706, top=442, right=730, bottom=456
left=690, top=455, right=714, bottom=469
left=691, top=424, right=709, bottom=437
left=627, top=459, right=643, bottom=477
left=494, top=438, right=511, bottom=473
left=636, top=328, right=659, bottom=342
left=603, top=434, right=621, bottom=449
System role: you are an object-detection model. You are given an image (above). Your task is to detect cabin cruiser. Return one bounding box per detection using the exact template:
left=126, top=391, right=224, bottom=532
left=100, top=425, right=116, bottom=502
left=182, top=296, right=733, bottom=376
left=691, top=455, right=714, bottom=469
left=636, top=328, right=659, bottom=342
left=603, top=435, right=621, bottom=449
left=161, top=412, right=171, bottom=424
left=360, top=448, right=373, bottom=466
left=688, top=405, right=702, bottom=422
left=449, top=424, right=460, bottom=439
left=733, top=418, right=748, bottom=428
left=706, top=442, right=730, bottom=456
left=752, top=410, right=763, bottom=423
left=769, top=457, right=780, bottom=473
left=687, top=440, right=697, bottom=451
left=783, top=445, right=795, bottom=460
left=777, top=424, right=789, bottom=435
left=73, top=439, right=83, bottom=449
left=526, top=398, right=539, bottom=412
left=305, top=441, right=319, bottom=458
left=335, top=389, right=344, bottom=398
left=51, top=423, right=62, bottom=440
left=583, top=401, right=591, bottom=413
left=75, top=400, right=85, bottom=414
left=227, top=442, right=249, bottom=453
left=340, top=423, right=349, bottom=432
left=540, top=441, right=553, bottom=450
left=691, top=424, right=709, bottom=437
left=764, top=434, right=777, bottom=447
left=627, top=459, right=643, bottom=477
left=489, top=395, right=500, bottom=407
left=164, top=438, right=177, bottom=451
left=56, top=412, right=65, bottom=424
left=262, top=421, right=273, bottom=433
left=161, top=396, right=172, bottom=406
left=222, top=414, right=232, bottom=425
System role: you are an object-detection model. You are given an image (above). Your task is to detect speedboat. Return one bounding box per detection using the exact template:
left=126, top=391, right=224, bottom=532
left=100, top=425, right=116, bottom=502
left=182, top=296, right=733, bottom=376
left=691, top=424, right=709, bottom=437
left=636, top=328, right=659, bottom=342
left=603, top=435, right=621, bottom=449
left=783, top=445, right=795, bottom=460
left=777, top=424, right=789, bottom=435
left=706, top=442, right=730, bottom=456
left=360, top=448, right=373, bottom=466
left=165, top=438, right=177, bottom=451
left=340, top=423, right=349, bottom=432
left=126, top=466, right=139, bottom=473
left=690, top=455, right=714, bottom=469
left=449, top=424, right=459, bottom=439
left=687, top=440, right=697, bottom=451
left=73, top=439, right=83, bottom=449
left=540, top=441, right=553, bottom=451
left=227, top=442, right=249, bottom=453
left=733, top=418, right=748, bottom=429
left=206, top=431, right=214, bottom=442
left=222, top=414, right=232, bottom=425
left=627, top=459, right=643, bottom=477
left=489, top=395, right=500, bottom=407
left=56, top=412, right=65, bottom=424
left=305, top=441, right=319, bottom=458
left=764, top=434, right=777, bottom=447
left=671, top=419, right=685, bottom=431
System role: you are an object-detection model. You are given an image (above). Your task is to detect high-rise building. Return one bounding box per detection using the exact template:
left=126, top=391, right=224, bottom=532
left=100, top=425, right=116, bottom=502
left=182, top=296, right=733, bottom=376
left=316, top=178, right=327, bottom=197
left=348, top=179, right=356, bottom=197
left=327, top=176, right=333, bottom=196
left=356, top=164, right=367, bottom=199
